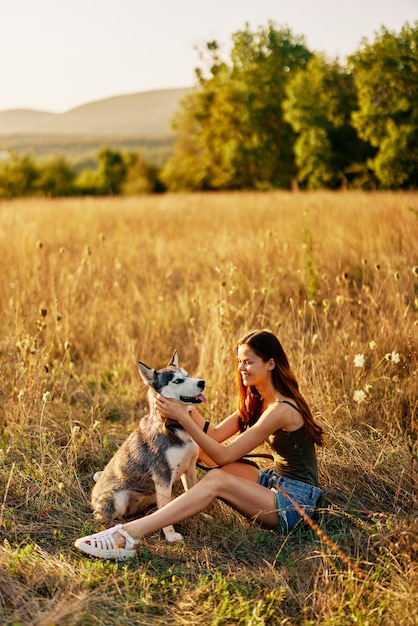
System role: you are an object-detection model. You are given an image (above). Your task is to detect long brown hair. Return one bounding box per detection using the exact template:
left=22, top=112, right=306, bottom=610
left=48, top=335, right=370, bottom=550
left=236, top=329, right=324, bottom=446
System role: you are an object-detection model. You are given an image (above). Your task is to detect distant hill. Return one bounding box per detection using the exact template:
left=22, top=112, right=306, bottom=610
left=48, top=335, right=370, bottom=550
left=0, top=109, right=56, bottom=134
left=0, top=87, right=193, bottom=136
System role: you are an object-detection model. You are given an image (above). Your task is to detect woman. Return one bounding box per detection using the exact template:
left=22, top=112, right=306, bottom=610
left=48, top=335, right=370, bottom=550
left=75, top=329, right=324, bottom=560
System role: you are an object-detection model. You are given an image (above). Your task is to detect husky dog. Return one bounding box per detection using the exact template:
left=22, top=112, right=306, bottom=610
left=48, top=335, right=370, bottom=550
left=91, top=351, right=205, bottom=543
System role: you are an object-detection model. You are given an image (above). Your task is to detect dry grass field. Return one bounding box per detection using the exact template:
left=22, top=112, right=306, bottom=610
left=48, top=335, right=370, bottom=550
left=0, top=191, right=417, bottom=625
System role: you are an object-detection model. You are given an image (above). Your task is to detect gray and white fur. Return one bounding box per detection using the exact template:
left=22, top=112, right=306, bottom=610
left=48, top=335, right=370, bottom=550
left=91, top=351, right=205, bottom=542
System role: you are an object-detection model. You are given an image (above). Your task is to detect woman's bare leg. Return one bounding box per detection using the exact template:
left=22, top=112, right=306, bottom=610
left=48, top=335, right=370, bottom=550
left=112, top=468, right=277, bottom=546
left=220, top=461, right=260, bottom=481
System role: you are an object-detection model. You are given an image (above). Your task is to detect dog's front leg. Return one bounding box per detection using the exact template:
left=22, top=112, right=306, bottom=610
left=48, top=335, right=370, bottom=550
left=180, top=462, right=197, bottom=492
left=154, top=481, right=184, bottom=543
left=181, top=462, right=213, bottom=522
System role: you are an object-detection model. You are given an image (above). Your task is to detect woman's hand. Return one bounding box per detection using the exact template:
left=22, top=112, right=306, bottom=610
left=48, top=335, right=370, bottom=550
left=155, top=395, right=190, bottom=424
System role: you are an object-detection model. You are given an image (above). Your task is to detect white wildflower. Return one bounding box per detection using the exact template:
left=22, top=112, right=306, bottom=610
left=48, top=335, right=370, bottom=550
left=353, top=390, right=366, bottom=404
left=385, top=351, right=400, bottom=363
left=353, top=354, right=365, bottom=368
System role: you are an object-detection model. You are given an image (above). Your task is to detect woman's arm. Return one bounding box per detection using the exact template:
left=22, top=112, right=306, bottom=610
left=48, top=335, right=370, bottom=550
left=189, top=407, right=240, bottom=443
left=155, top=393, right=240, bottom=443
left=156, top=397, right=286, bottom=467
left=190, top=409, right=240, bottom=467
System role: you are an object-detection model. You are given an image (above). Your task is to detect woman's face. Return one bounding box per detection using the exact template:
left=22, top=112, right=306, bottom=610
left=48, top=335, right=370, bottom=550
left=237, top=344, right=273, bottom=387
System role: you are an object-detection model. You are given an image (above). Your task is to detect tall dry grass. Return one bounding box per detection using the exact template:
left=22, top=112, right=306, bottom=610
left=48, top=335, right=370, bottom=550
left=0, top=191, right=417, bottom=625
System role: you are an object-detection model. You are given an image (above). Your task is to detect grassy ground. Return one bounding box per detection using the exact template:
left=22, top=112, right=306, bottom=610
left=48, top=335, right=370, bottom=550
left=0, top=191, right=417, bottom=625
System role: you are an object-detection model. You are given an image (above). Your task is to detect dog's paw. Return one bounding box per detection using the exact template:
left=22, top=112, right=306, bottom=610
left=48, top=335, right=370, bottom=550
left=166, top=532, right=184, bottom=543
left=93, top=471, right=103, bottom=483
left=162, top=526, right=184, bottom=543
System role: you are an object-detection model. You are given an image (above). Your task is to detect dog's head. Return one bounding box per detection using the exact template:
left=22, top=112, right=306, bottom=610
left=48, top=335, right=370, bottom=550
left=137, top=351, right=205, bottom=405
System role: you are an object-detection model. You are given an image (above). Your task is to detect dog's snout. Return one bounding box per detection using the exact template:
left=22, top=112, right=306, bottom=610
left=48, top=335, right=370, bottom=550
left=198, top=380, right=205, bottom=390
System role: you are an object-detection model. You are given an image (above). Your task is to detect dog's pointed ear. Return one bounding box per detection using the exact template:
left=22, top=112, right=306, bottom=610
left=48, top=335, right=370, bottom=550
left=168, top=350, right=179, bottom=368
left=137, top=361, right=156, bottom=385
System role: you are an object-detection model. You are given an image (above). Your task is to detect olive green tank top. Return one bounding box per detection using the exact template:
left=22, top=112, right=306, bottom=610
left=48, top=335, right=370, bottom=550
left=267, top=401, right=319, bottom=486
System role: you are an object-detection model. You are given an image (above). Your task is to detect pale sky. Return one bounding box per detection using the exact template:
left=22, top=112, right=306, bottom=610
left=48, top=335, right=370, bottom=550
left=1, top=0, right=416, bottom=113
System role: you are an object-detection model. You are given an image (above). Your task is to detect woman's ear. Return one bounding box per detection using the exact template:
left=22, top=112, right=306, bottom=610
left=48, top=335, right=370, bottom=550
left=267, top=358, right=275, bottom=370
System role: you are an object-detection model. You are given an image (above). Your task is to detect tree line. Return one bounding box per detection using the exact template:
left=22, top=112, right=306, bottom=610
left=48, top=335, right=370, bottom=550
left=1, top=20, right=417, bottom=197
left=161, top=20, right=418, bottom=191
left=0, top=149, right=163, bottom=199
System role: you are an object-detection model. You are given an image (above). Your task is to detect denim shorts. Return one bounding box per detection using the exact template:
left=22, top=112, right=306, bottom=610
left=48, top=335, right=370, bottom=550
left=258, top=468, right=324, bottom=532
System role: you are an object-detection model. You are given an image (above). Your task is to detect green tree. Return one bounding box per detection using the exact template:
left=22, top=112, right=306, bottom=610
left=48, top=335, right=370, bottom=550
left=73, top=166, right=101, bottom=196
left=349, top=21, right=418, bottom=188
left=161, top=64, right=238, bottom=191
left=121, top=152, right=157, bottom=195
left=283, top=55, right=374, bottom=189
left=75, top=149, right=160, bottom=196
left=0, top=153, right=39, bottom=198
left=96, top=148, right=128, bottom=195
left=37, top=156, right=75, bottom=197
left=162, top=23, right=312, bottom=191
left=228, top=24, right=311, bottom=189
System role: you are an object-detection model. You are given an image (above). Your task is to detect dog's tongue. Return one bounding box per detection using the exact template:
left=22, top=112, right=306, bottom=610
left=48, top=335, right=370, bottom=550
left=197, top=394, right=206, bottom=403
